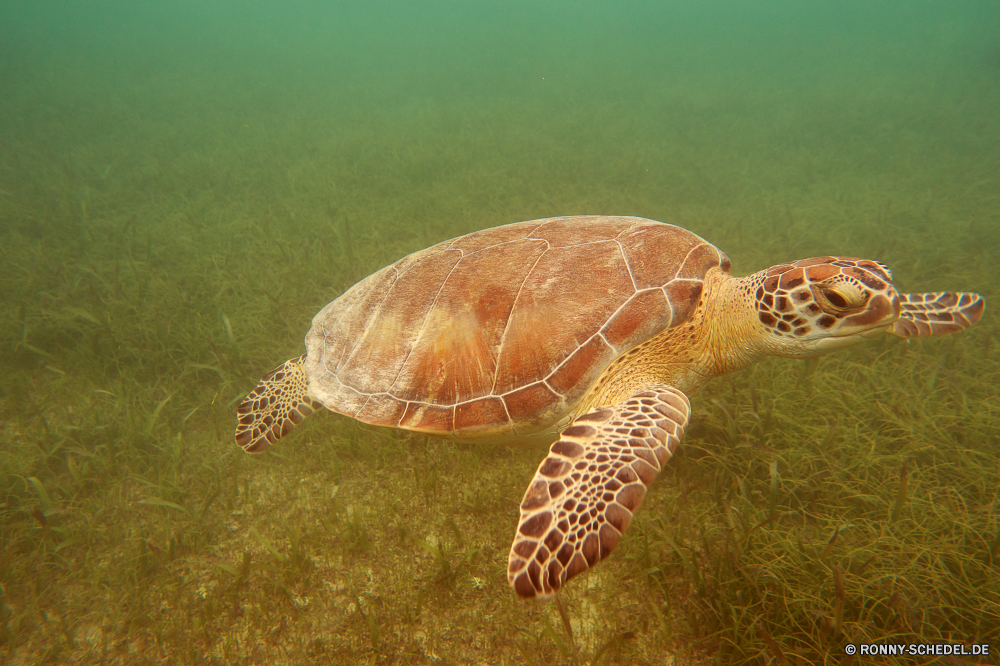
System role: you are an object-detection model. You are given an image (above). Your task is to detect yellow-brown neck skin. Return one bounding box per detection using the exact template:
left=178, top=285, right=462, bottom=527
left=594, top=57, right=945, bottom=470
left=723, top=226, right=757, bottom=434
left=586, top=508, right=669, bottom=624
left=668, top=268, right=770, bottom=393
left=586, top=269, right=768, bottom=410
left=695, top=269, right=772, bottom=382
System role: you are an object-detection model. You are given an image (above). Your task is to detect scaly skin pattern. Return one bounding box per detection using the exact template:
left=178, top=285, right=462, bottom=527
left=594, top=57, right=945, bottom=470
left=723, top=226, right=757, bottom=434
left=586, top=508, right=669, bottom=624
left=507, top=387, right=689, bottom=599
left=889, top=292, right=985, bottom=338
left=508, top=257, right=984, bottom=598
left=231, top=216, right=985, bottom=600
left=235, top=355, right=322, bottom=453
left=301, top=217, right=729, bottom=445
left=581, top=257, right=903, bottom=412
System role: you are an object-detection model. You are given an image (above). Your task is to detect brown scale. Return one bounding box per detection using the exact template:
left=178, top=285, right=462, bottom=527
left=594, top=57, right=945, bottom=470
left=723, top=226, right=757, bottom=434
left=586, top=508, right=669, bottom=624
left=508, top=388, right=688, bottom=598
left=232, top=219, right=983, bottom=602
left=235, top=355, right=321, bottom=453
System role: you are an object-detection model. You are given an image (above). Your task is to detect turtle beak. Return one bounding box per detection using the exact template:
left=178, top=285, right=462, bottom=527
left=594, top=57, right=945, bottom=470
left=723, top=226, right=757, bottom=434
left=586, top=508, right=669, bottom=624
left=861, top=287, right=901, bottom=339
left=810, top=287, right=900, bottom=351
left=863, top=287, right=902, bottom=338
left=889, top=287, right=902, bottom=320
left=858, top=289, right=902, bottom=339
left=836, top=290, right=899, bottom=335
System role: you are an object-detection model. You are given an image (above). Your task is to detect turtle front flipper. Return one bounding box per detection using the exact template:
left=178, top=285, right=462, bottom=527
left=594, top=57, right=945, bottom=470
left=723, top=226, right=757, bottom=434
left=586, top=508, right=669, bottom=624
left=235, top=354, right=322, bottom=453
left=889, top=292, right=985, bottom=338
left=508, top=386, right=690, bottom=599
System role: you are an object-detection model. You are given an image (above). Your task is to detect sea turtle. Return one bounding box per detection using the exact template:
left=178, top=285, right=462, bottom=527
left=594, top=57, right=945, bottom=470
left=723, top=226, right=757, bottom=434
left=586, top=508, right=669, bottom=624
left=234, top=216, right=984, bottom=599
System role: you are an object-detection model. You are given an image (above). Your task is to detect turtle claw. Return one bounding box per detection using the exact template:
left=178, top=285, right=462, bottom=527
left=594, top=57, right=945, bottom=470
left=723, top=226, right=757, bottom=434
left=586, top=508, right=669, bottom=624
left=507, top=386, right=691, bottom=600
left=889, top=292, right=985, bottom=339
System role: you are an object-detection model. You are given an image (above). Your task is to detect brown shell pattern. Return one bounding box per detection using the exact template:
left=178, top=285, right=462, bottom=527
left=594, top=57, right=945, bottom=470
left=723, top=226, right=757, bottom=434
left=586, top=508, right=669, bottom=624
left=304, top=216, right=730, bottom=438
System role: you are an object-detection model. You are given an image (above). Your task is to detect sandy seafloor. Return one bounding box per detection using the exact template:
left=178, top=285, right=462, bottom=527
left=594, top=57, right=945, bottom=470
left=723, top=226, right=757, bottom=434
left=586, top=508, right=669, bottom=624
left=1, top=1, right=998, bottom=664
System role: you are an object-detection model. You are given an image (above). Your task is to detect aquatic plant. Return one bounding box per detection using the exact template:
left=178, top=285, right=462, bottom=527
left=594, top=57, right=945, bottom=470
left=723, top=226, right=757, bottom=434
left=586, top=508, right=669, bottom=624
left=1, top=9, right=998, bottom=662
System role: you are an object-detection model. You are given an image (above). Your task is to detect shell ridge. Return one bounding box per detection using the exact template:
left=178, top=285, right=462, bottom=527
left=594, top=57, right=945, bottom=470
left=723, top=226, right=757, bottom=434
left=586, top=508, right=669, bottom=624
left=330, top=266, right=401, bottom=378
left=614, top=240, right=639, bottom=293
left=396, top=401, right=411, bottom=428
left=674, top=242, right=708, bottom=280
left=355, top=394, right=374, bottom=418
left=528, top=236, right=622, bottom=249
left=612, top=220, right=640, bottom=240
left=462, top=236, right=540, bottom=259
left=541, top=378, right=561, bottom=396
left=544, top=332, right=603, bottom=388
left=386, top=249, right=466, bottom=396
left=335, top=382, right=365, bottom=416
left=309, top=217, right=717, bottom=434
left=523, top=222, right=550, bottom=238
left=660, top=287, right=677, bottom=330
left=489, top=244, right=551, bottom=397
left=596, top=286, right=670, bottom=354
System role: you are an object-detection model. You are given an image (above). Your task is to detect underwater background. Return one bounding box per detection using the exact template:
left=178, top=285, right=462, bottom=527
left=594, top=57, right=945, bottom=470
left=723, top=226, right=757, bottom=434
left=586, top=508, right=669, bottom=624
left=1, top=1, right=998, bottom=663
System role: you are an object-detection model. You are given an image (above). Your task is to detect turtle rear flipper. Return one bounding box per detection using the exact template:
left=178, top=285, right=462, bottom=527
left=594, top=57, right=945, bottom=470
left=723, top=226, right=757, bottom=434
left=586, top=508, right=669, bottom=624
left=235, top=354, right=322, bottom=453
left=889, top=292, right=985, bottom=339
left=507, top=385, right=690, bottom=599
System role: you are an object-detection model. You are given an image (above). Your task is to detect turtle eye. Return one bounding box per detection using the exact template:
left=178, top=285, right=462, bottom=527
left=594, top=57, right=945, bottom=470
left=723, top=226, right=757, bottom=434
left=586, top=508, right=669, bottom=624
left=812, top=284, right=867, bottom=314
left=823, top=289, right=849, bottom=309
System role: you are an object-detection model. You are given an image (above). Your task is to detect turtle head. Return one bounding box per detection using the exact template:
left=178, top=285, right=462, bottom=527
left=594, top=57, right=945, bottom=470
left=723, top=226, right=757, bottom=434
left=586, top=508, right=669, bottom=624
left=749, top=257, right=901, bottom=357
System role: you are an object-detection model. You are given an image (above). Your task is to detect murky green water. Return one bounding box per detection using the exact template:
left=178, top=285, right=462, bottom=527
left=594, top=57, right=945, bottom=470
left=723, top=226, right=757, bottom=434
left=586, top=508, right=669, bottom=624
left=1, top=1, right=997, bottom=663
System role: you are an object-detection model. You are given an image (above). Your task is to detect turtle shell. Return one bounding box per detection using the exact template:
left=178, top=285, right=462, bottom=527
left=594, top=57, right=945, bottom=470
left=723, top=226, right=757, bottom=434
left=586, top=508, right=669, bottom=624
left=304, top=216, right=730, bottom=442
